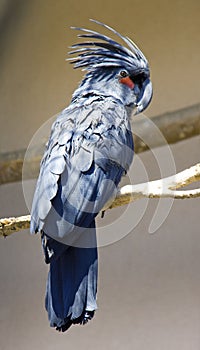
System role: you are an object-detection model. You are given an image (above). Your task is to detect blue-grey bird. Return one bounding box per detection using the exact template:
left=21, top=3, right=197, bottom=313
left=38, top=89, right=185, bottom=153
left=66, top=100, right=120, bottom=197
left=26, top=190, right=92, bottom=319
left=30, top=19, right=153, bottom=332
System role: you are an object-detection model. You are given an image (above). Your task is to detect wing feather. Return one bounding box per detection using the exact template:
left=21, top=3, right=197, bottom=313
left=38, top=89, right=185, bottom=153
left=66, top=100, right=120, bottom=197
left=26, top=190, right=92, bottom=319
left=30, top=99, right=133, bottom=241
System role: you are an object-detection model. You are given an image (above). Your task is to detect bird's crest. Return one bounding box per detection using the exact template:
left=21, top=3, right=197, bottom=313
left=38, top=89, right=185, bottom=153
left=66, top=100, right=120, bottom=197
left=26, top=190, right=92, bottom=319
left=68, top=19, right=149, bottom=75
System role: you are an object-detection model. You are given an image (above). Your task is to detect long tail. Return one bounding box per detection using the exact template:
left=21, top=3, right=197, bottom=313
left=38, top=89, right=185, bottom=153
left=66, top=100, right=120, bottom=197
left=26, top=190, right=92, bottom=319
left=42, top=228, right=98, bottom=332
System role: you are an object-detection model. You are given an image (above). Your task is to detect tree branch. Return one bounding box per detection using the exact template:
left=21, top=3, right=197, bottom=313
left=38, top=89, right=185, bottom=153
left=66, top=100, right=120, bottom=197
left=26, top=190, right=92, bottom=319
left=0, top=215, right=31, bottom=237
left=1, top=163, right=199, bottom=237
left=0, top=103, right=200, bottom=185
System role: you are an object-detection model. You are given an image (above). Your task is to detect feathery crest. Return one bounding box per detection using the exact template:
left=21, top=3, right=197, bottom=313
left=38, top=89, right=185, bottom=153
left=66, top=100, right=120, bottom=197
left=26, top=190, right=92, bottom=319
left=68, top=19, right=149, bottom=75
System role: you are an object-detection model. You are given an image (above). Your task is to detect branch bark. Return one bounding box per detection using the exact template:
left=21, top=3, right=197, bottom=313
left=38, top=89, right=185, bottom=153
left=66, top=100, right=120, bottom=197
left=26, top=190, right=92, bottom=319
left=1, top=163, right=199, bottom=237
left=0, top=103, right=200, bottom=185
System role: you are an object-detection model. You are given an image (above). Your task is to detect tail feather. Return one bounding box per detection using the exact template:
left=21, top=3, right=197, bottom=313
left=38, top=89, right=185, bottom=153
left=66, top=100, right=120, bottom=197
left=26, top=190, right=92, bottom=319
left=42, top=228, right=98, bottom=332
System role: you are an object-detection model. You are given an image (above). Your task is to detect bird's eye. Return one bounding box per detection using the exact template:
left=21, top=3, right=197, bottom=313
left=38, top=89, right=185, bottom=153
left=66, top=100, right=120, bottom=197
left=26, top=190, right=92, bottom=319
left=120, top=70, right=128, bottom=78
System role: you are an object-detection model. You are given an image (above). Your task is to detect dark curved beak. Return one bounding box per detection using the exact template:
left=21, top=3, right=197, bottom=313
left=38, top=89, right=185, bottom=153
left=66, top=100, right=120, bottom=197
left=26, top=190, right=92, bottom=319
left=135, top=78, right=153, bottom=114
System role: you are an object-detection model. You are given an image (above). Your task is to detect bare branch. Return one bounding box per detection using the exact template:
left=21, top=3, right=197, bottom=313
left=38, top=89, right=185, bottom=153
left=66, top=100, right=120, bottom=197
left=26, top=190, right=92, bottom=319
left=1, top=163, right=199, bottom=237
left=0, top=215, right=31, bottom=237
left=0, top=103, right=200, bottom=185
left=108, top=163, right=200, bottom=209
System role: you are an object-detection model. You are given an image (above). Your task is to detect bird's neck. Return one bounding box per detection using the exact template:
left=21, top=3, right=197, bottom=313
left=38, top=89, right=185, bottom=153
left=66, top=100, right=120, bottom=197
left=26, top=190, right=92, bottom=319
left=71, top=74, right=137, bottom=115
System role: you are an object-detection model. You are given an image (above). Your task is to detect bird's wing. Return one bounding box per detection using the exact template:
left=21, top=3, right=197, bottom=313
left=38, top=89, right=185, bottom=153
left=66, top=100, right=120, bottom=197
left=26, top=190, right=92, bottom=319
left=30, top=98, right=134, bottom=244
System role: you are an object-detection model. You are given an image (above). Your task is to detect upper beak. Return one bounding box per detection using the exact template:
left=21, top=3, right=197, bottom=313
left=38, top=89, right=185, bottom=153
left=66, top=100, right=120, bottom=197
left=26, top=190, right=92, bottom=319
left=135, top=78, right=153, bottom=114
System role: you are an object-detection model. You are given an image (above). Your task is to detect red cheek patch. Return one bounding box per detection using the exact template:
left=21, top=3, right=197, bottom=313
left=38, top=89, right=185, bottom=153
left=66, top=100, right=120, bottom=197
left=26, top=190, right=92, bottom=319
left=119, top=76, right=134, bottom=89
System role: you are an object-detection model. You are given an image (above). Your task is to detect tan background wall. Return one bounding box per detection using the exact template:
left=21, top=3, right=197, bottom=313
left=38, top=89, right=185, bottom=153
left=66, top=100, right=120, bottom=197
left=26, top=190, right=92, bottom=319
left=0, top=1, right=200, bottom=349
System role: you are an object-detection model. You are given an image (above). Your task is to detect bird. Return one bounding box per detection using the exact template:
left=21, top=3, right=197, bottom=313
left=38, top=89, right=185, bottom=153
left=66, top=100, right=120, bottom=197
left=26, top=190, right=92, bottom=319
left=30, top=19, right=153, bottom=332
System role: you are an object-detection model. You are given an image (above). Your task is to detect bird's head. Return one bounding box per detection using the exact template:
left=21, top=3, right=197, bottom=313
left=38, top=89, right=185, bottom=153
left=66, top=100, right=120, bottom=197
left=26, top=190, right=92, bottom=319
left=68, top=20, right=152, bottom=115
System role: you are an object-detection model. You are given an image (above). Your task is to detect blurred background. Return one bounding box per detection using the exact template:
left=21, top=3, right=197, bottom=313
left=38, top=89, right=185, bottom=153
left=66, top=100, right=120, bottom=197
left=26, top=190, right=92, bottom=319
left=0, top=1, right=200, bottom=349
